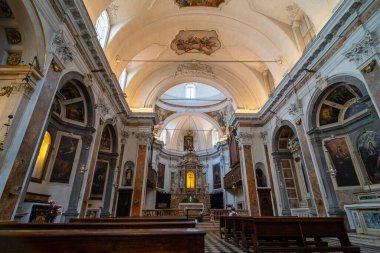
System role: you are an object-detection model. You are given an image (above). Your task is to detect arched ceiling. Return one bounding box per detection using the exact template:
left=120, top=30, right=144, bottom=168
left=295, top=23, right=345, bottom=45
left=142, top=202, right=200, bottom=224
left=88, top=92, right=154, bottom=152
left=84, top=0, right=340, bottom=112
left=160, top=112, right=222, bottom=151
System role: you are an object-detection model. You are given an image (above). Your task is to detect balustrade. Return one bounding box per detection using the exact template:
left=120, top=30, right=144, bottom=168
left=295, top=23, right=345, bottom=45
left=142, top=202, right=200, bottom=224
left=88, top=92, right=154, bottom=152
left=142, top=209, right=185, bottom=217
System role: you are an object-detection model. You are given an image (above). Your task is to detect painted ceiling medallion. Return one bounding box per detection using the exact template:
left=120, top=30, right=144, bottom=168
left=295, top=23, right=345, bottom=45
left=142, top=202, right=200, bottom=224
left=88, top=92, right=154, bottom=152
left=171, top=30, right=221, bottom=55
left=175, top=0, right=225, bottom=8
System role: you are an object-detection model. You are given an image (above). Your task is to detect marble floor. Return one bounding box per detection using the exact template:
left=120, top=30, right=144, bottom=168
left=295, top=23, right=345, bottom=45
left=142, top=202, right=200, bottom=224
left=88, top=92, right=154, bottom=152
left=204, top=231, right=380, bottom=253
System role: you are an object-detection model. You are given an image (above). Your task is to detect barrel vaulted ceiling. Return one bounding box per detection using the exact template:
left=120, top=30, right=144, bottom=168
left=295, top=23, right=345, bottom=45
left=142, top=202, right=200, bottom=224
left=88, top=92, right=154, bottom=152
left=84, top=0, right=340, bottom=113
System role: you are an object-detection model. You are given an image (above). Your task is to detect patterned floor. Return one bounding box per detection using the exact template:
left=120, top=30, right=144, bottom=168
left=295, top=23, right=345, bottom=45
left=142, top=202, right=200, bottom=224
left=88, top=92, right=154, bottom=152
left=204, top=231, right=380, bottom=253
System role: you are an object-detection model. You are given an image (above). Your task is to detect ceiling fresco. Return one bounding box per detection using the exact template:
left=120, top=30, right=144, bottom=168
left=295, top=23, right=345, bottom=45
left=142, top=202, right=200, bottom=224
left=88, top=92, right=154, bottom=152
left=175, top=0, right=225, bottom=8
left=171, top=30, right=221, bottom=55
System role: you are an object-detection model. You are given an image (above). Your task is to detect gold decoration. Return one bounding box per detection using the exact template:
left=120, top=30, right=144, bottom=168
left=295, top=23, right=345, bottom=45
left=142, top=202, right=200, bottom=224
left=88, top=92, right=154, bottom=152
left=0, top=0, right=12, bottom=18
left=362, top=59, right=377, bottom=74
left=7, top=52, right=22, bottom=65
left=5, top=28, right=21, bottom=44
left=0, top=85, right=13, bottom=97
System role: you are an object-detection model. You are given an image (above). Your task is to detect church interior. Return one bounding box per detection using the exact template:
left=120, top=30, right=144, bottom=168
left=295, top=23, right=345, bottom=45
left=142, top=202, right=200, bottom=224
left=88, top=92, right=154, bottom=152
left=1, top=0, right=380, bottom=252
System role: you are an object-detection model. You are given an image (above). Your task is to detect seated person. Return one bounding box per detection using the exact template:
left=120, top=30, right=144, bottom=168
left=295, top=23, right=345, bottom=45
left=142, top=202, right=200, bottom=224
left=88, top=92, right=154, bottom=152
left=229, top=207, right=238, bottom=216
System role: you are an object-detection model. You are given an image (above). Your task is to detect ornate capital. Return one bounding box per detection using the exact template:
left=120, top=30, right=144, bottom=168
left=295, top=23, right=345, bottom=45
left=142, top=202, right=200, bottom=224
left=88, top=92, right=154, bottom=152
left=344, top=31, right=378, bottom=66
left=315, top=72, right=328, bottom=91
left=238, top=132, right=254, bottom=145
left=259, top=131, right=268, bottom=144
left=136, top=131, right=153, bottom=144
left=95, top=97, right=110, bottom=118
left=121, top=130, right=129, bottom=144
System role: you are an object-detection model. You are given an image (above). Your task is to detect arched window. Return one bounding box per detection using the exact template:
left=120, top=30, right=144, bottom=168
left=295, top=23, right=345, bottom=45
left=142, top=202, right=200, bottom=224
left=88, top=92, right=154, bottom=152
left=95, top=10, right=110, bottom=48
left=292, top=11, right=315, bottom=52
left=186, top=171, right=195, bottom=189
left=119, top=68, right=127, bottom=90
left=31, top=131, right=52, bottom=182
left=185, top=83, right=196, bottom=99
left=317, top=84, right=366, bottom=128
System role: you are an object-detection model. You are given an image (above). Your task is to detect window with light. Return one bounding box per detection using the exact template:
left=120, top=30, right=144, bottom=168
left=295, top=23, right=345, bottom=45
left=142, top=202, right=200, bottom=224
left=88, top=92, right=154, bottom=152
left=32, top=131, right=52, bottom=182
left=185, top=84, right=196, bottom=99
left=186, top=171, right=195, bottom=189
left=95, top=10, right=110, bottom=48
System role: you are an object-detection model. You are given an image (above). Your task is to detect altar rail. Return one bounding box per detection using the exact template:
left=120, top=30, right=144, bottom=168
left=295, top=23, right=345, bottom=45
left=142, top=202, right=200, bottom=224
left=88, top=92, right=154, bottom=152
left=142, top=209, right=185, bottom=217
left=210, top=209, right=248, bottom=221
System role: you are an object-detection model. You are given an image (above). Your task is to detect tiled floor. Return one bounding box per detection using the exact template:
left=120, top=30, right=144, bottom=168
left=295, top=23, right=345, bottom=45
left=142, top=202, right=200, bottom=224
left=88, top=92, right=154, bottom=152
left=204, top=231, right=380, bottom=253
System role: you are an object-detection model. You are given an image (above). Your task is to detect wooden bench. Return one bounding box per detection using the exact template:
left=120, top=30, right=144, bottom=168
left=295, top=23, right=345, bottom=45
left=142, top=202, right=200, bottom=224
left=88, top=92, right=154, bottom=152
left=69, top=216, right=189, bottom=223
left=0, top=228, right=206, bottom=253
left=251, top=217, right=360, bottom=253
left=0, top=221, right=196, bottom=230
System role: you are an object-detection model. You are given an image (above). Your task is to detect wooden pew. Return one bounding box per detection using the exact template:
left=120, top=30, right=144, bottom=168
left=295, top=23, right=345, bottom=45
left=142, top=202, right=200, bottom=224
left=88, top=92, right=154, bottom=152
left=0, top=221, right=196, bottom=230
left=251, top=217, right=360, bottom=253
left=69, top=216, right=188, bottom=223
left=0, top=228, right=206, bottom=253
left=219, top=216, right=234, bottom=241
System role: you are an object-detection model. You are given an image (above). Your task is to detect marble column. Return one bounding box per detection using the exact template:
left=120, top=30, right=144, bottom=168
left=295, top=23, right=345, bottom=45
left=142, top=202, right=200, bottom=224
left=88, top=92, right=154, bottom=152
left=238, top=132, right=260, bottom=216
left=0, top=60, right=62, bottom=220
left=131, top=130, right=152, bottom=216
left=64, top=135, right=93, bottom=222
left=111, top=143, right=125, bottom=215
left=294, top=118, right=327, bottom=217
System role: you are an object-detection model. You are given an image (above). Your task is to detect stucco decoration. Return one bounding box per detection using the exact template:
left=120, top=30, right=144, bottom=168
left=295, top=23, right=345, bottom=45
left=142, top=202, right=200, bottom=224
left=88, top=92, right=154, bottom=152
left=175, top=62, right=215, bottom=77
left=175, top=0, right=224, bottom=8
left=171, top=30, right=221, bottom=55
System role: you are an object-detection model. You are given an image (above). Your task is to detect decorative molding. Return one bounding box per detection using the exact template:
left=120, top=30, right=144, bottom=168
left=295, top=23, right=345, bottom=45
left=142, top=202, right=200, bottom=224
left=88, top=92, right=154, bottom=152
left=83, top=73, right=93, bottom=87
left=107, top=1, right=119, bottom=22
left=344, top=31, right=378, bottom=66
left=287, top=99, right=302, bottom=118
left=95, top=97, right=110, bottom=117
left=175, top=62, right=215, bottom=77
left=52, top=30, right=75, bottom=63
left=315, top=72, right=328, bottom=91
left=286, top=3, right=300, bottom=22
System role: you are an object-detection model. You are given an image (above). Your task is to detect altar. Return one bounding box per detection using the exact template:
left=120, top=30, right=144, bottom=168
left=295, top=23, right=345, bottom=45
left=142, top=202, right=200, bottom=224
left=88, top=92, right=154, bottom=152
left=178, top=202, right=204, bottom=211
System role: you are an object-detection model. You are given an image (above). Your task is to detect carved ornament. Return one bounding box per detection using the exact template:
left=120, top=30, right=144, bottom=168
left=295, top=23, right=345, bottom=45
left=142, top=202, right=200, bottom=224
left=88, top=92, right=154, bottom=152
left=344, top=31, right=378, bottom=66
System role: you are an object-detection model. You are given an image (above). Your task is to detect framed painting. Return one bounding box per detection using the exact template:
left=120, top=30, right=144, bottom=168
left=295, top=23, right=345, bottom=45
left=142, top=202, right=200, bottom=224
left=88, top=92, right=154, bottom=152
left=357, top=131, right=380, bottom=184
left=157, top=163, right=165, bottom=189
left=90, top=161, right=109, bottom=200
left=213, top=163, right=221, bottom=189
left=50, top=135, right=79, bottom=183
left=324, top=137, right=360, bottom=187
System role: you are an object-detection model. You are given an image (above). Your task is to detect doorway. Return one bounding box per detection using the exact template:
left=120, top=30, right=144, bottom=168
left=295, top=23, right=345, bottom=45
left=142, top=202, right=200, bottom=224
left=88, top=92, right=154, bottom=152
left=258, top=188, right=274, bottom=216
left=116, top=189, right=132, bottom=217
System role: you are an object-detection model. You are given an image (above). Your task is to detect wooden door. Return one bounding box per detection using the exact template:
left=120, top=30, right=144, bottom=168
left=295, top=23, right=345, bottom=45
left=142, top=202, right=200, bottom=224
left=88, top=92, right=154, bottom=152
left=258, top=188, right=274, bottom=216
left=116, top=189, right=132, bottom=217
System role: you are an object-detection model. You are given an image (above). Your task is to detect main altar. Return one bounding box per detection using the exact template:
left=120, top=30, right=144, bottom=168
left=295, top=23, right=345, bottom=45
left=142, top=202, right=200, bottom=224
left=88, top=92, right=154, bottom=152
left=170, top=132, right=210, bottom=209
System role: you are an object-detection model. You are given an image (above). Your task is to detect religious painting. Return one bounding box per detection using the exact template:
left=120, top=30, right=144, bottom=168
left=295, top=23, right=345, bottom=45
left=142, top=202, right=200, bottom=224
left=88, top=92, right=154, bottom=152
left=65, top=101, right=85, bottom=122
left=90, top=161, right=109, bottom=200
left=344, top=102, right=367, bottom=120
left=124, top=161, right=134, bottom=186
left=171, top=30, right=221, bottom=55
left=60, top=83, right=81, bottom=99
left=213, top=163, right=221, bottom=189
left=50, top=136, right=78, bottom=183
left=319, top=104, right=340, bottom=126
left=363, top=211, right=380, bottom=230
left=229, top=127, right=239, bottom=166
left=175, top=0, right=225, bottom=8
left=357, top=131, right=380, bottom=184
left=325, top=137, right=360, bottom=187
left=326, top=86, right=356, bottom=105
left=157, top=163, right=165, bottom=189
left=100, top=127, right=112, bottom=151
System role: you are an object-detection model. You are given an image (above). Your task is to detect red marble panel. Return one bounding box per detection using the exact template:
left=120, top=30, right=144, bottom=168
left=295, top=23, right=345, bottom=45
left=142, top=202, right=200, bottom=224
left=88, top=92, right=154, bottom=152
left=131, top=145, right=146, bottom=216
left=243, top=145, right=260, bottom=216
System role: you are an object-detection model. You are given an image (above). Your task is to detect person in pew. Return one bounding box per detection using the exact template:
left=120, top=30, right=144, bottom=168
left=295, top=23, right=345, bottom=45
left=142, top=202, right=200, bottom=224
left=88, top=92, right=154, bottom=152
left=228, top=207, right=238, bottom=216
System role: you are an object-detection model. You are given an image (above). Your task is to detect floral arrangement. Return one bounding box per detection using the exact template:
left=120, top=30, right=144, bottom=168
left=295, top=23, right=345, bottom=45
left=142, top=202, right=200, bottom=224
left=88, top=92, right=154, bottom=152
left=45, top=200, right=62, bottom=223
